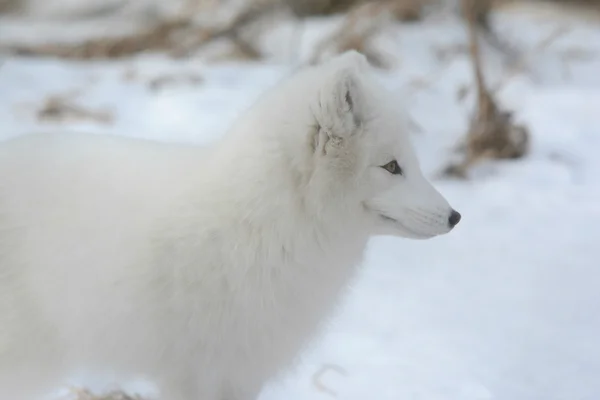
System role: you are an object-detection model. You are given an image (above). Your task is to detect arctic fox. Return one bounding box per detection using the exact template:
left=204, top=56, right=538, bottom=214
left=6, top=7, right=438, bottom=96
left=0, top=51, right=460, bottom=400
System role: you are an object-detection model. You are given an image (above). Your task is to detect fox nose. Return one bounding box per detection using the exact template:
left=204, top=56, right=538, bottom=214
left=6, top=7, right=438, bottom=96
left=448, top=210, right=461, bottom=228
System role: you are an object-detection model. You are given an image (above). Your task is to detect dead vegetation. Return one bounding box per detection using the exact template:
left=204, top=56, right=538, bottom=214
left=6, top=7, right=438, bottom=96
left=310, top=0, right=429, bottom=61
left=5, top=0, right=598, bottom=174
left=37, top=92, right=114, bottom=125
left=1, top=0, right=429, bottom=61
left=443, top=0, right=530, bottom=178
left=1, top=1, right=599, bottom=398
left=63, top=387, right=144, bottom=400
left=5, top=0, right=598, bottom=178
left=285, top=0, right=364, bottom=15
left=8, top=18, right=197, bottom=59
left=147, top=72, right=204, bottom=91
left=309, top=1, right=397, bottom=67
left=468, top=0, right=522, bottom=63
left=4, top=0, right=283, bottom=60
left=3, top=0, right=596, bottom=63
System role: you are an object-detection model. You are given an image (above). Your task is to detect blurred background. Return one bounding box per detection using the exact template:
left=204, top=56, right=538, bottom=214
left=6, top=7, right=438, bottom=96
left=1, top=0, right=600, bottom=399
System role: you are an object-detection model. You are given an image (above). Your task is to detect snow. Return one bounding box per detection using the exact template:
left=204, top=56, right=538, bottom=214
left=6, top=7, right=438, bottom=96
left=1, top=4, right=600, bottom=400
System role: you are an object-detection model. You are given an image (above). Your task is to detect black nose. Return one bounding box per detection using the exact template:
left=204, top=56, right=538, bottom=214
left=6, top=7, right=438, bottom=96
left=448, top=210, right=461, bottom=228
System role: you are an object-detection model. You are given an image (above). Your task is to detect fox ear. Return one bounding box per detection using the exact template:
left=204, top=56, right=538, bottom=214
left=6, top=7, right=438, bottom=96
left=314, top=65, right=365, bottom=140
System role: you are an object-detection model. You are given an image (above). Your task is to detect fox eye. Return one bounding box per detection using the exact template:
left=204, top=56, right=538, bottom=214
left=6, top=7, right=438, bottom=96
left=381, top=160, right=402, bottom=175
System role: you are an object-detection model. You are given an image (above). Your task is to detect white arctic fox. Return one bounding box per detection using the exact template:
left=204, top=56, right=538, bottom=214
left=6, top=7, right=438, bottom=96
left=0, top=51, right=460, bottom=400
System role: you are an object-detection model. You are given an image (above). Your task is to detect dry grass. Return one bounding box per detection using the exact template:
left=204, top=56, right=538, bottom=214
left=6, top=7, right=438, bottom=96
left=285, top=0, right=426, bottom=18
left=308, top=0, right=429, bottom=68
left=1, top=0, right=429, bottom=63
left=4, top=0, right=600, bottom=63
left=36, top=93, right=114, bottom=125
left=7, top=18, right=195, bottom=59
left=285, top=0, right=362, bottom=15
left=308, top=1, right=394, bottom=67
left=443, top=0, right=530, bottom=179
left=64, top=387, right=145, bottom=400
left=2, top=0, right=280, bottom=60
left=147, top=72, right=204, bottom=92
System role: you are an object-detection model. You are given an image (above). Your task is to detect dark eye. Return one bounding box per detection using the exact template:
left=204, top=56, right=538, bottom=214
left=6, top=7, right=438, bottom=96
left=381, top=160, right=402, bottom=175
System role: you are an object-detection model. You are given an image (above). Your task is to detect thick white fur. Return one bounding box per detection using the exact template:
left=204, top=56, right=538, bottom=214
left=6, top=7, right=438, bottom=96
left=0, top=51, right=458, bottom=400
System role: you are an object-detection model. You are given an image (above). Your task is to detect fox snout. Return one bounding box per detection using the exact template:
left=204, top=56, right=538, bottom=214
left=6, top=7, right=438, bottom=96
left=448, top=209, right=462, bottom=229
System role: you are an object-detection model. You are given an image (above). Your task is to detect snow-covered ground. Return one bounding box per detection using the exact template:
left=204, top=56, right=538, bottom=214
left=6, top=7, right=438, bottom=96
left=1, top=4, right=600, bottom=400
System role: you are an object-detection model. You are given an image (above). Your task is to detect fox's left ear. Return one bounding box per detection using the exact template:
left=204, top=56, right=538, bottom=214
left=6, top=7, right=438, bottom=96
left=314, top=61, right=367, bottom=140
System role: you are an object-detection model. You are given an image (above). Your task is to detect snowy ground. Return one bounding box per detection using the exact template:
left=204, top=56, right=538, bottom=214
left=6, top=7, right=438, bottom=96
left=1, top=4, right=600, bottom=400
